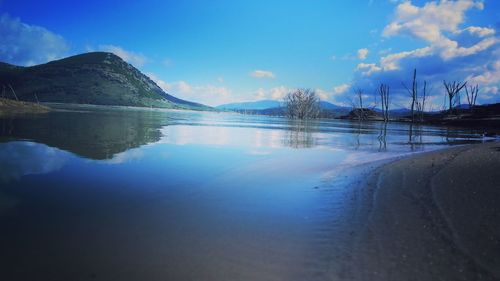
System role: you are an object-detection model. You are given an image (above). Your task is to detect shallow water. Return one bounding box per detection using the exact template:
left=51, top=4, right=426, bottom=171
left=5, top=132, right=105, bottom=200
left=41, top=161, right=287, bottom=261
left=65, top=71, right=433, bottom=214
left=0, top=105, right=486, bottom=280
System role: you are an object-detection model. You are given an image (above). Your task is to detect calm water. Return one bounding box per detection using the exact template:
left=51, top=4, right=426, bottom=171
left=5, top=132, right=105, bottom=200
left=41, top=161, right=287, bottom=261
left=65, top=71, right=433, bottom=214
left=0, top=105, right=486, bottom=280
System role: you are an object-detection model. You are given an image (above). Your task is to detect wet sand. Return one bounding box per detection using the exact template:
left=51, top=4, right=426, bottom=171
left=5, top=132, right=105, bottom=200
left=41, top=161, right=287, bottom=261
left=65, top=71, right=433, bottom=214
left=328, top=142, right=500, bottom=280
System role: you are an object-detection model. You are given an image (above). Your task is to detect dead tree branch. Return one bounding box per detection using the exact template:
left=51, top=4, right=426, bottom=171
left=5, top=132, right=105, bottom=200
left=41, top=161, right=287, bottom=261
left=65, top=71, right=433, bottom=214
left=465, top=84, right=479, bottom=113
left=443, top=80, right=467, bottom=113
left=402, top=69, right=418, bottom=123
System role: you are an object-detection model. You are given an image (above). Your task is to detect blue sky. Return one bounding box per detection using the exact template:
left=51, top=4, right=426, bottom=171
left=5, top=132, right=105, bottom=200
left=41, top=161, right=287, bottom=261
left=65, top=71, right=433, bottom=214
left=0, top=0, right=499, bottom=107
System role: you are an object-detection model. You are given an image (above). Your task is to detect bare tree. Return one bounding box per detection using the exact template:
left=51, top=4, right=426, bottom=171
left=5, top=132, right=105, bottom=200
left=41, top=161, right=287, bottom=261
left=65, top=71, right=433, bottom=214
left=378, top=84, right=390, bottom=122
left=348, top=89, right=365, bottom=121
left=415, top=81, right=427, bottom=122
left=283, top=88, right=320, bottom=120
left=355, top=88, right=364, bottom=109
left=465, top=84, right=479, bottom=113
left=357, top=89, right=364, bottom=120
left=443, top=80, right=467, bottom=113
left=402, top=69, right=418, bottom=123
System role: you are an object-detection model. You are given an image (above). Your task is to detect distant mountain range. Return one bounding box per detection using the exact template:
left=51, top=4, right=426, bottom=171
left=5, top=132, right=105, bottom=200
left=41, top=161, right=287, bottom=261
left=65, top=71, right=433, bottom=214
left=0, top=52, right=211, bottom=110
left=216, top=100, right=352, bottom=118
left=215, top=99, right=425, bottom=119
left=217, top=100, right=347, bottom=111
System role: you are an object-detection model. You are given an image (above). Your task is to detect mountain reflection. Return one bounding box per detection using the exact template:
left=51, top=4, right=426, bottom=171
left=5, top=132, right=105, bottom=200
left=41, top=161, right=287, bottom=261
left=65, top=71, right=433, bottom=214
left=0, top=108, right=168, bottom=160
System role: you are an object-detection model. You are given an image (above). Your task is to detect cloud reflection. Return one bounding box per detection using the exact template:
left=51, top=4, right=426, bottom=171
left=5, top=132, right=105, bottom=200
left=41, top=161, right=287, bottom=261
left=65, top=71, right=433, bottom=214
left=0, top=142, right=69, bottom=182
left=160, top=125, right=292, bottom=149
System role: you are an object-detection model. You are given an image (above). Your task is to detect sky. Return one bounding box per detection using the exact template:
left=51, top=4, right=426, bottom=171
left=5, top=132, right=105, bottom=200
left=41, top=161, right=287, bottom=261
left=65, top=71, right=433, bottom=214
left=0, top=0, right=499, bottom=108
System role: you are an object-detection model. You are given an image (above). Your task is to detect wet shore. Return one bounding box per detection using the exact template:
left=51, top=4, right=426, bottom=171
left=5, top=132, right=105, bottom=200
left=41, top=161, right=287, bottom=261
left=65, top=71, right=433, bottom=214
left=327, top=142, right=500, bottom=280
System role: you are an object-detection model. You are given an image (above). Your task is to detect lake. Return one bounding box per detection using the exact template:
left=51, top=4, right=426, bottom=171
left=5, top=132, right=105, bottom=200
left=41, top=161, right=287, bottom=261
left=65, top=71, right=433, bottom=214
left=0, top=105, right=486, bottom=281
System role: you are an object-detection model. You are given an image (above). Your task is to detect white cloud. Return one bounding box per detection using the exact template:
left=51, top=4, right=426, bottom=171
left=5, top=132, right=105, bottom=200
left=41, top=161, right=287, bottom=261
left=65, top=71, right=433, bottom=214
left=382, top=0, right=494, bottom=61
left=379, top=46, right=433, bottom=71
left=483, top=86, right=498, bottom=95
left=357, top=48, right=369, bottom=60
left=333, top=83, right=350, bottom=94
left=250, top=70, right=275, bottom=79
left=255, top=86, right=291, bottom=100
left=461, top=26, right=495, bottom=38
left=383, top=0, right=484, bottom=41
left=147, top=73, right=232, bottom=106
left=344, top=1, right=500, bottom=107
left=0, top=14, right=69, bottom=66
left=315, top=88, right=331, bottom=101
left=353, top=0, right=499, bottom=96
left=438, top=36, right=497, bottom=60
left=466, top=59, right=500, bottom=87
left=96, top=44, right=147, bottom=67
left=356, top=63, right=382, bottom=76
left=323, top=85, right=356, bottom=105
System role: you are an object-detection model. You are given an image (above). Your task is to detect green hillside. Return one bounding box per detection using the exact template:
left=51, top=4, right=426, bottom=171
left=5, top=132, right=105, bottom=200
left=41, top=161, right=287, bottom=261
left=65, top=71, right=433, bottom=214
left=0, top=52, right=211, bottom=110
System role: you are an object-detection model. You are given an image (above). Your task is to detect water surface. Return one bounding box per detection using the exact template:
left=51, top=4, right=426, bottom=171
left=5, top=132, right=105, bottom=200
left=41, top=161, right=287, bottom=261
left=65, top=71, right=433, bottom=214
left=0, top=105, right=486, bottom=280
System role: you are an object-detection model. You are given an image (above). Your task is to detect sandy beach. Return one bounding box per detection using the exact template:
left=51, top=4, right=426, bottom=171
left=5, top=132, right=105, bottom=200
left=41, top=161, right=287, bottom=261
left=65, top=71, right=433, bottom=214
left=329, top=141, right=500, bottom=280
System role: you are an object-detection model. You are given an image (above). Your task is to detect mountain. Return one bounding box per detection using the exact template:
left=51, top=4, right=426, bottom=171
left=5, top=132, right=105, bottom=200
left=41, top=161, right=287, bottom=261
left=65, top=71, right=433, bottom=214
left=319, top=101, right=346, bottom=110
left=217, top=99, right=346, bottom=111
left=0, top=52, right=211, bottom=110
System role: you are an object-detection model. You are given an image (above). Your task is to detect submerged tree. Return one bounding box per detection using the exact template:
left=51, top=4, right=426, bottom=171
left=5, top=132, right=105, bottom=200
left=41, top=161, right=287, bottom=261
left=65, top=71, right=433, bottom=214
left=356, top=88, right=364, bottom=111
left=415, top=81, right=427, bottom=122
left=443, top=80, right=467, bottom=113
left=402, top=69, right=418, bottom=123
left=465, top=84, right=479, bottom=112
left=378, top=84, right=390, bottom=122
left=283, top=88, right=320, bottom=120
left=348, top=88, right=365, bottom=121
left=402, top=69, right=430, bottom=123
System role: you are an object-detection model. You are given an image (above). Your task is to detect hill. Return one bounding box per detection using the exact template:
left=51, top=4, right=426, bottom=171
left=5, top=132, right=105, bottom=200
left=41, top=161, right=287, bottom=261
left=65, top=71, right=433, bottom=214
left=0, top=52, right=211, bottom=110
left=319, top=101, right=346, bottom=110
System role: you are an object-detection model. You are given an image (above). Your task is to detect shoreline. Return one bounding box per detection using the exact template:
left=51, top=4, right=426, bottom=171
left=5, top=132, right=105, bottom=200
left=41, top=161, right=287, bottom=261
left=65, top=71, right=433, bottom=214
left=0, top=98, right=50, bottom=115
left=329, top=141, right=500, bottom=280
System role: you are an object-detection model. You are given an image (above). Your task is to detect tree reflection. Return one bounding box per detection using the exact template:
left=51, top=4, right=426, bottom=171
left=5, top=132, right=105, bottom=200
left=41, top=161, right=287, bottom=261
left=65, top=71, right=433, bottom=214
left=378, top=122, right=387, bottom=151
left=282, top=120, right=317, bottom=148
